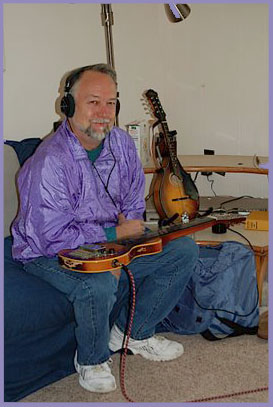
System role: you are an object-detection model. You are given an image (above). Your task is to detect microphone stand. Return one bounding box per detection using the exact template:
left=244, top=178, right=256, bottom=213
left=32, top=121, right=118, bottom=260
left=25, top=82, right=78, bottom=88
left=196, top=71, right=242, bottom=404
left=101, top=4, right=119, bottom=127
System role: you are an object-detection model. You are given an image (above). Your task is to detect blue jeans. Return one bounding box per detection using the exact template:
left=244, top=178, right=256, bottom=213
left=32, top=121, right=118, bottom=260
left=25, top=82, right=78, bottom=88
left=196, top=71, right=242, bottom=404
left=23, top=236, right=198, bottom=366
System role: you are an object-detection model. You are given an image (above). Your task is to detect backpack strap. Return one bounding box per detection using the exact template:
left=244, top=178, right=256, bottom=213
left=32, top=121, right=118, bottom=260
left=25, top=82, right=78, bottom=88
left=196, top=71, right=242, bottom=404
left=217, top=316, right=258, bottom=335
left=201, top=329, right=222, bottom=341
left=201, top=316, right=258, bottom=341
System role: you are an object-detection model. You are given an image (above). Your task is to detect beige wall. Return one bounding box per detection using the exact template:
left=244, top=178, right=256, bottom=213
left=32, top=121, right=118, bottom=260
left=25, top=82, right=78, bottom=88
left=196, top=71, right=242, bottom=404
left=3, top=3, right=268, bottom=197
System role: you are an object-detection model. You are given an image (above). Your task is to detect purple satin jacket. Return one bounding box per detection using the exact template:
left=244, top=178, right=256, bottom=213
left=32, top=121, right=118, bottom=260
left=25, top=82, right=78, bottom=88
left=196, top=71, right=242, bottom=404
left=11, top=120, right=145, bottom=261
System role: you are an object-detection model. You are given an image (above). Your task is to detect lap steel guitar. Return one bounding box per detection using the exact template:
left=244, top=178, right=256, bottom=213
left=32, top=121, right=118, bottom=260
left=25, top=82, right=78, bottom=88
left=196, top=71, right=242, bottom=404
left=58, top=215, right=245, bottom=273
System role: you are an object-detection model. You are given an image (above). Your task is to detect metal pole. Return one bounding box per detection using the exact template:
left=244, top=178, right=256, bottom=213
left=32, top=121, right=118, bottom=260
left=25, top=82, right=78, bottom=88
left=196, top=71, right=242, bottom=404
left=101, top=4, right=119, bottom=126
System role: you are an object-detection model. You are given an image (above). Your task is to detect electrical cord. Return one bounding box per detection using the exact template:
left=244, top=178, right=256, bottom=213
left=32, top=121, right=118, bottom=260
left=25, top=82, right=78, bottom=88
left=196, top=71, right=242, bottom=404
left=91, top=136, right=118, bottom=209
left=193, top=171, right=199, bottom=182
left=227, top=226, right=254, bottom=251
left=191, top=282, right=259, bottom=318
left=191, top=228, right=259, bottom=318
left=92, top=162, right=118, bottom=209
left=106, top=135, right=117, bottom=190
left=145, top=191, right=153, bottom=202
left=120, top=260, right=261, bottom=403
left=119, top=264, right=136, bottom=403
left=219, top=195, right=254, bottom=209
left=207, top=174, right=217, bottom=196
left=185, top=386, right=268, bottom=403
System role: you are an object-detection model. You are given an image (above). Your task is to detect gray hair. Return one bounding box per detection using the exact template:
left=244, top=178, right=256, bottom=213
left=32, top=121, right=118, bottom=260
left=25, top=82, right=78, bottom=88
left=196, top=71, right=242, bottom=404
left=68, top=63, right=117, bottom=97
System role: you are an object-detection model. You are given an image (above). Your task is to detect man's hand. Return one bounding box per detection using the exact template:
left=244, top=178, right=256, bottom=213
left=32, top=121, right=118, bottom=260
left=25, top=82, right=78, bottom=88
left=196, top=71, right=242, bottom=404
left=116, top=213, right=145, bottom=240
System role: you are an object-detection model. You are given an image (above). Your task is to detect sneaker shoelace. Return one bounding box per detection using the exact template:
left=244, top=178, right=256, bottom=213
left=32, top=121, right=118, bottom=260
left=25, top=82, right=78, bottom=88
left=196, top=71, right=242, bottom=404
left=130, top=335, right=168, bottom=353
left=80, top=358, right=113, bottom=379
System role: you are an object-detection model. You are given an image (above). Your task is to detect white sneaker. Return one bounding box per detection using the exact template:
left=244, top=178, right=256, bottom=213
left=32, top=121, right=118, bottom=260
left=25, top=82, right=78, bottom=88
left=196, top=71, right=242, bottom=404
left=109, top=324, right=184, bottom=362
left=74, top=353, right=116, bottom=393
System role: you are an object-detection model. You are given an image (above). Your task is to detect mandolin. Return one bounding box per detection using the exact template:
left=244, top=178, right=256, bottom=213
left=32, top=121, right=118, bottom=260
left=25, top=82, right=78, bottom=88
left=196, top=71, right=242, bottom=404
left=58, top=215, right=245, bottom=273
left=144, top=89, right=199, bottom=223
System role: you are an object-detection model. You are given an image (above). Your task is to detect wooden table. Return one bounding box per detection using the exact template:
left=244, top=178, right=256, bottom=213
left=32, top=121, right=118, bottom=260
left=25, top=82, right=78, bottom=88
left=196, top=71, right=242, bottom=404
left=144, top=154, right=268, bottom=174
left=143, top=153, right=269, bottom=305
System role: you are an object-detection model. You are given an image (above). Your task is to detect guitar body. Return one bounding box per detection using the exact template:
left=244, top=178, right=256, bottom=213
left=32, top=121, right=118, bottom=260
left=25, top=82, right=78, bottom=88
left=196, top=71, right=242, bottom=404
left=145, top=89, right=199, bottom=222
left=151, top=163, right=199, bottom=221
left=59, top=238, right=162, bottom=273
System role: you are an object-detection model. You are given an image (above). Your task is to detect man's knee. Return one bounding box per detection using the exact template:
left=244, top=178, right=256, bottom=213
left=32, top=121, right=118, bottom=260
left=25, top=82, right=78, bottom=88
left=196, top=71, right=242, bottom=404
left=166, top=236, right=199, bottom=261
left=82, top=273, right=117, bottom=298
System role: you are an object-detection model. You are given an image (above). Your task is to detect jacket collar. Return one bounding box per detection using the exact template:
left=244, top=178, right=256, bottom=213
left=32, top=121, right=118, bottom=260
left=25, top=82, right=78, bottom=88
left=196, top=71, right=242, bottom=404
left=62, top=119, right=116, bottom=163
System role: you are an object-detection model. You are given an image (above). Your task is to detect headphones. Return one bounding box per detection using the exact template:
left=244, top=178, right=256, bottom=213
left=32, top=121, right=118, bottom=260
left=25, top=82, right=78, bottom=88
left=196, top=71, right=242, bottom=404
left=60, top=65, right=120, bottom=118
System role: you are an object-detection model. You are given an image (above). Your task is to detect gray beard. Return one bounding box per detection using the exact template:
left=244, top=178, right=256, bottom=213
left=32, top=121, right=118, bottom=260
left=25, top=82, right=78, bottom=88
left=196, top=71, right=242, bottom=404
left=83, top=123, right=111, bottom=142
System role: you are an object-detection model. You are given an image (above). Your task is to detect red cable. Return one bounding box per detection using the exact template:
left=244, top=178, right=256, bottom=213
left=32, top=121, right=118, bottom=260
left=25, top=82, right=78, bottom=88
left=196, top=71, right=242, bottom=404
left=119, top=265, right=136, bottom=403
left=118, top=266, right=268, bottom=404
left=185, top=386, right=268, bottom=403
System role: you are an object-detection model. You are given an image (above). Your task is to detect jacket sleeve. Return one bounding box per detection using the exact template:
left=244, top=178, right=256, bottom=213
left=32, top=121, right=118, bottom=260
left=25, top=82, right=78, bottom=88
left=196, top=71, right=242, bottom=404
left=13, top=154, right=107, bottom=259
left=119, top=136, right=146, bottom=220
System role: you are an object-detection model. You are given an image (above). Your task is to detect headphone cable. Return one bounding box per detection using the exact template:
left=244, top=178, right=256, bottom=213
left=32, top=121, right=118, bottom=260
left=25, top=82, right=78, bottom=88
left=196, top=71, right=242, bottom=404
left=106, top=134, right=117, bottom=189
left=91, top=132, right=118, bottom=209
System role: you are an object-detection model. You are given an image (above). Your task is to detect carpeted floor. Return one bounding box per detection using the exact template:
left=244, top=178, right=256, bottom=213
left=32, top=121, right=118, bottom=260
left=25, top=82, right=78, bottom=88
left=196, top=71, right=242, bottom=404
left=20, top=332, right=268, bottom=403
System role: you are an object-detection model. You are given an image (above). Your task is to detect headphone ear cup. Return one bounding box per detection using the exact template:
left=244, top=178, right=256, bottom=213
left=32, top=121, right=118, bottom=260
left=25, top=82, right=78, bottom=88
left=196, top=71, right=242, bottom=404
left=60, top=93, right=75, bottom=118
left=116, top=99, right=120, bottom=117
left=61, top=92, right=119, bottom=118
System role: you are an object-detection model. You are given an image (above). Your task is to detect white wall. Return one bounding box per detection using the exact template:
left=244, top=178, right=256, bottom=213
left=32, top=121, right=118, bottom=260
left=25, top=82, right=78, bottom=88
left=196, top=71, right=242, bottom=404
left=3, top=3, right=268, bottom=197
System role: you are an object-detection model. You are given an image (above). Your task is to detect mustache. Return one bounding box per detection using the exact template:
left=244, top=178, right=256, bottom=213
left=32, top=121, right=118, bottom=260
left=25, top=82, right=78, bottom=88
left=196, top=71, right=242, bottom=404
left=91, top=119, right=110, bottom=124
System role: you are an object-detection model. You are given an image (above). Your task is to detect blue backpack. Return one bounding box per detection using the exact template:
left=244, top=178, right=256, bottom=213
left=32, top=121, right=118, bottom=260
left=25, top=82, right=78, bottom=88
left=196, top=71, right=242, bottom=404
left=156, top=241, right=259, bottom=340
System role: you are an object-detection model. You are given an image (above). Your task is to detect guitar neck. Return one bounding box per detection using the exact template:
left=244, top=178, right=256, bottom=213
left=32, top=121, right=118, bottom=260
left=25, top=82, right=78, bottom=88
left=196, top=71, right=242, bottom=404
left=160, top=121, right=180, bottom=172
left=115, top=216, right=245, bottom=247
